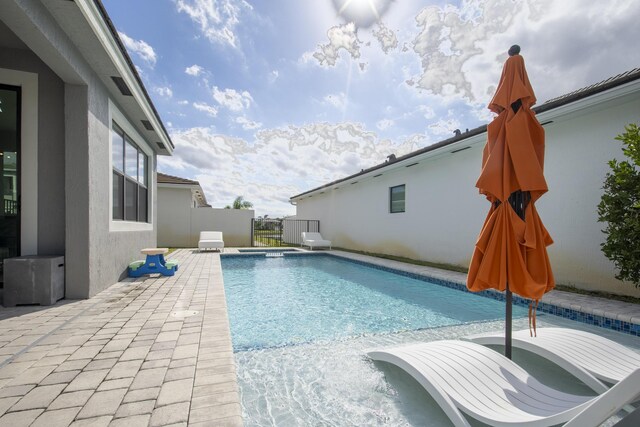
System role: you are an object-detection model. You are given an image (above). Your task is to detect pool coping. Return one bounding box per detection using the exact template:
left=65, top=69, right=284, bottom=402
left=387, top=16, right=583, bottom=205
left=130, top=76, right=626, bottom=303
left=221, top=248, right=640, bottom=336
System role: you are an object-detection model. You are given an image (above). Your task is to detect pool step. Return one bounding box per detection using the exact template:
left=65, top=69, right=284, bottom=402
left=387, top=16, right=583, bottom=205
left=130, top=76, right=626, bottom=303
left=265, top=252, right=285, bottom=257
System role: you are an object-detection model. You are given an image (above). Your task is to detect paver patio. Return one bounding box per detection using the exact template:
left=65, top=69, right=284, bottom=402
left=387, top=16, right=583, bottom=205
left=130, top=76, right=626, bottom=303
left=0, top=247, right=638, bottom=427
left=0, top=249, right=240, bottom=427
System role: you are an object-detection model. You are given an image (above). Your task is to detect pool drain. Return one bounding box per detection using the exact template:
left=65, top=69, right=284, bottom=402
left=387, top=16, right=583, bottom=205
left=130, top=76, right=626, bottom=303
left=171, top=310, right=199, bottom=318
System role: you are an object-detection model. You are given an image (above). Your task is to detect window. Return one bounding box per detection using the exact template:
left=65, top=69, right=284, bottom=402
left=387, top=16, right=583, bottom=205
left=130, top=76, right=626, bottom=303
left=390, top=184, right=405, bottom=213
left=112, top=122, right=149, bottom=222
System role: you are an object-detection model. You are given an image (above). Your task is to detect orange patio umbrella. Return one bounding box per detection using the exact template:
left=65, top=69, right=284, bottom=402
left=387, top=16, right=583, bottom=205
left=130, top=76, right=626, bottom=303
left=467, top=45, right=555, bottom=358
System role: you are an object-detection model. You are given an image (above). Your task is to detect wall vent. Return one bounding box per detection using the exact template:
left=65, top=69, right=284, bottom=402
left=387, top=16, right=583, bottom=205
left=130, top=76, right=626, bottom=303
left=141, top=120, right=154, bottom=131
left=451, top=146, right=471, bottom=154
left=156, top=142, right=166, bottom=150
left=373, top=173, right=383, bottom=178
left=405, top=162, right=419, bottom=168
left=111, top=76, right=133, bottom=96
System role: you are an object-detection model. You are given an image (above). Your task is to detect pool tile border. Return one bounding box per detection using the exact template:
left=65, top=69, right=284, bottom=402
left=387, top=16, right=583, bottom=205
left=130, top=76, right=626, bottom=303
left=221, top=250, right=640, bottom=337
left=325, top=253, right=640, bottom=336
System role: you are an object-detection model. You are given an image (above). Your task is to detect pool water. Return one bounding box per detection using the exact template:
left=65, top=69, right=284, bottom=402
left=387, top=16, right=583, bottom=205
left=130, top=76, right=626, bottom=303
left=221, top=255, right=527, bottom=352
left=222, top=255, right=627, bottom=426
left=237, top=248, right=299, bottom=253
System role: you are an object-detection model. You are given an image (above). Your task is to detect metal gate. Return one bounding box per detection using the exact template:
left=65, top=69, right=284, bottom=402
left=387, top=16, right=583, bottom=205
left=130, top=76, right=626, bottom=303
left=251, top=219, right=320, bottom=247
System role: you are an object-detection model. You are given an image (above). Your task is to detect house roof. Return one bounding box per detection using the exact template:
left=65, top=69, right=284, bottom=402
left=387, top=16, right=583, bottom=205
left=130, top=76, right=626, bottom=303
left=157, top=172, right=209, bottom=207
left=157, top=172, right=200, bottom=186
left=290, top=67, right=640, bottom=201
left=93, top=0, right=174, bottom=151
left=0, top=0, right=174, bottom=155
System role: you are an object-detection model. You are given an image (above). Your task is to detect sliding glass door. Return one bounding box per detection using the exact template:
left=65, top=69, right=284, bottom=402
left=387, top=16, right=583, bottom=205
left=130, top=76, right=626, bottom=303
left=0, top=84, right=21, bottom=281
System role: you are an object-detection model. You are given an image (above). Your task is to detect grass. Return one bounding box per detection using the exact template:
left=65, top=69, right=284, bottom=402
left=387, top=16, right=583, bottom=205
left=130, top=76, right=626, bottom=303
left=333, top=247, right=640, bottom=305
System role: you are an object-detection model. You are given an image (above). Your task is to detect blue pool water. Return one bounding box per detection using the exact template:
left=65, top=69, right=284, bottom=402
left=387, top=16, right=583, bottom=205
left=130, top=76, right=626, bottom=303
left=221, top=255, right=527, bottom=352
left=237, top=248, right=298, bottom=253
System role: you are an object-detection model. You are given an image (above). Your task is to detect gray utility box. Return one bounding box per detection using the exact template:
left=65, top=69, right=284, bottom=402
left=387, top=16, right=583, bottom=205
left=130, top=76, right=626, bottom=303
left=4, top=256, right=65, bottom=306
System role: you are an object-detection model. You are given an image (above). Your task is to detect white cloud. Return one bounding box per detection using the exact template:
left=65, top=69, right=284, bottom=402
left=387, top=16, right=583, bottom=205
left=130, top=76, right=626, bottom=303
left=192, top=102, right=218, bottom=117
left=410, top=0, right=640, bottom=105
left=376, top=119, right=394, bottom=130
left=298, top=50, right=316, bottom=66
left=185, top=64, right=205, bottom=76
left=428, top=118, right=461, bottom=137
left=236, top=116, right=263, bottom=130
left=313, top=22, right=361, bottom=67
left=372, top=22, right=398, bottom=54
left=212, top=86, right=253, bottom=111
left=323, top=92, right=347, bottom=110
left=269, top=70, right=279, bottom=83
left=118, top=32, right=157, bottom=66
left=159, top=122, right=422, bottom=216
left=154, top=86, right=173, bottom=98
left=178, top=100, right=189, bottom=105
left=418, top=105, right=435, bottom=119
left=175, top=0, right=252, bottom=48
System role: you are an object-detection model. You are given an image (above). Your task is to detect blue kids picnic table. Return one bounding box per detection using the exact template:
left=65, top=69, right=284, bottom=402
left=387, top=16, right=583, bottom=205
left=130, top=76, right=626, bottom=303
left=128, top=248, right=178, bottom=277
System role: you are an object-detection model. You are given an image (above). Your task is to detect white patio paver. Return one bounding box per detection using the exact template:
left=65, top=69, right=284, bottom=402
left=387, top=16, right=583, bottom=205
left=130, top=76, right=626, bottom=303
left=0, top=249, right=241, bottom=427
left=0, top=247, right=638, bottom=427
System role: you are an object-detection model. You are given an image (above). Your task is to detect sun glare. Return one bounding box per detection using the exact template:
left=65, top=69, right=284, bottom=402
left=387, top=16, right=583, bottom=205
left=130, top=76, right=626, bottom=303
left=332, top=0, right=392, bottom=28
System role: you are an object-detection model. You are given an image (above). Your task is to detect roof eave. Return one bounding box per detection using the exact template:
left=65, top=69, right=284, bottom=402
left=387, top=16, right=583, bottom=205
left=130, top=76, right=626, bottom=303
left=291, top=69, right=640, bottom=202
left=78, top=0, right=174, bottom=155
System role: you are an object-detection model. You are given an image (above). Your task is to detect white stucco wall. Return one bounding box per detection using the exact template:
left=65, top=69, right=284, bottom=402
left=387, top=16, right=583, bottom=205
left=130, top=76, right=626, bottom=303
left=158, top=186, right=253, bottom=247
left=295, top=90, right=640, bottom=297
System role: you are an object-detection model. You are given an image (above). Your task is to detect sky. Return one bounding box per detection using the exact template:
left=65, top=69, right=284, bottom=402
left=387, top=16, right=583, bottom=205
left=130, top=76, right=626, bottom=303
left=102, top=0, right=640, bottom=217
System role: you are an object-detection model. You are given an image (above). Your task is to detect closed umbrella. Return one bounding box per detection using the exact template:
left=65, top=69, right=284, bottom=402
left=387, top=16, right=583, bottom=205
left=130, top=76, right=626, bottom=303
left=467, top=45, right=555, bottom=359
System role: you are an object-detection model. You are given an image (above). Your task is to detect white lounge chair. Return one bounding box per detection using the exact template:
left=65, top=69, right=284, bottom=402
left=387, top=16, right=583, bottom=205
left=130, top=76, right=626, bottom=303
left=301, top=232, right=331, bottom=250
left=198, top=231, right=224, bottom=252
left=368, top=340, right=640, bottom=427
left=468, top=327, right=640, bottom=392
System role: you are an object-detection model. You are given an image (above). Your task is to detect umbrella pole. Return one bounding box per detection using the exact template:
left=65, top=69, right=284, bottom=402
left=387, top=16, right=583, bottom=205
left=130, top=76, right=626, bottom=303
left=505, top=284, right=512, bottom=359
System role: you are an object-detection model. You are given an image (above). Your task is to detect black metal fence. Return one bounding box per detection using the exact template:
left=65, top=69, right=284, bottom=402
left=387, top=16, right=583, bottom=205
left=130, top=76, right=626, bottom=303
left=251, top=219, right=320, bottom=247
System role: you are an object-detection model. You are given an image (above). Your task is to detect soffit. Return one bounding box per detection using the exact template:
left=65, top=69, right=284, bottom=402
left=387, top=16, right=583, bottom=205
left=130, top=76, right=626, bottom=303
left=41, top=0, right=173, bottom=156
left=0, top=19, right=28, bottom=50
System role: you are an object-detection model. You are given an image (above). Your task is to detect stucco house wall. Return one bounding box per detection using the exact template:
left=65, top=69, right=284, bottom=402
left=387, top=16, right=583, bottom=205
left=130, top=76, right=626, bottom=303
left=0, top=48, right=66, bottom=256
left=158, top=186, right=253, bottom=248
left=158, top=187, right=192, bottom=248
left=294, top=80, right=640, bottom=297
left=1, top=0, right=172, bottom=298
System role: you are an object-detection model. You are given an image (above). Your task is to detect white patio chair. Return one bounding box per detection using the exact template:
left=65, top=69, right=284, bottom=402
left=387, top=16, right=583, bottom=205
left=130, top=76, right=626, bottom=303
left=368, top=340, right=640, bottom=427
left=301, top=232, right=331, bottom=250
left=468, top=327, right=640, bottom=392
left=198, top=231, right=224, bottom=252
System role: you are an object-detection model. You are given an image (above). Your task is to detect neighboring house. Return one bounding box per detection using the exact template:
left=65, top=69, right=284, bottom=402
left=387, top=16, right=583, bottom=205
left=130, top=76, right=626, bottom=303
left=158, top=172, right=209, bottom=209
left=291, top=69, right=640, bottom=297
left=157, top=172, right=253, bottom=248
left=0, top=0, right=173, bottom=298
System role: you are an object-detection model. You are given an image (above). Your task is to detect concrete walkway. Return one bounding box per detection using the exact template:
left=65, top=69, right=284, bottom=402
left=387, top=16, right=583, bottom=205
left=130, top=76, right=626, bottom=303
left=0, top=249, right=240, bottom=427
left=0, top=247, right=638, bottom=427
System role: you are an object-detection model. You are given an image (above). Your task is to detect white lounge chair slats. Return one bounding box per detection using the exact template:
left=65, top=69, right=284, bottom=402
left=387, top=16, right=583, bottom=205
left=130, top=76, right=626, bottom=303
left=468, top=328, right=640, bottom=387
left=368, top=340, right=640, bottom=427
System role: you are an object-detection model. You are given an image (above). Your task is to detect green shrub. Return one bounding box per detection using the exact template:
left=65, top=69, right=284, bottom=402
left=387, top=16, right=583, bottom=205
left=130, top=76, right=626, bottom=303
left=597, top=124, right=640, bottom=287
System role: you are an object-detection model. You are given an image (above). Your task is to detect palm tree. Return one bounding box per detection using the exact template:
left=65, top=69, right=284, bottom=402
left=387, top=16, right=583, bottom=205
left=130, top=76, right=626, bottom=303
left=225, top=196, right=253, bottom=209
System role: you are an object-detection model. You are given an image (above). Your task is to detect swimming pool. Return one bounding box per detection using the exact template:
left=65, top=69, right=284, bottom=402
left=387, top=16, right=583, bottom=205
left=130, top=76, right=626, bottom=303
left=220, top=254, right=637, bottom=426
left=237, top=248, right=299, bottom=253
left=222, top=255, right=527, bottom=352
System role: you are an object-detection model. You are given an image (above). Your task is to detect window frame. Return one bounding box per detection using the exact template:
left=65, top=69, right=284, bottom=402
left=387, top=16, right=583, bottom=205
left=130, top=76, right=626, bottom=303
left=109, top=100, right=153, bottom=232
left=112, top=124, right=149, bottom=223
left=389, top=184, right=406, bottom=214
